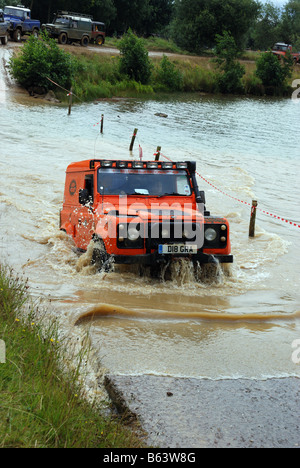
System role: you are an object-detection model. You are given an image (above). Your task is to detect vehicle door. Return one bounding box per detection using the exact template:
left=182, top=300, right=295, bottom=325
left=72, top=174, right=95, bottom=250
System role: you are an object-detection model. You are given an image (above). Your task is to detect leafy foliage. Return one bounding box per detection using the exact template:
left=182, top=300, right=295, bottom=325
left=155, top=55, right=183, bottom=91
left=214, top=31, right=245, bottom=94
left=9, top=33, right=77, bottom=92
left=255, top=51, right=293, bottom=89
left=118, top=29, right=152, bottom=84
left=170, top=0, right=259, bottom=53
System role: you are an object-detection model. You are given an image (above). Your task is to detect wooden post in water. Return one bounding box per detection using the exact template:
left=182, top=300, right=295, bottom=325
left=129, top=128, right=138, bottom=151
left=155, top=146, right=161, bottom=161
left=249, top=200, right=258, bottom=238
left=100, top=114, right=104, bottom=133
left=68, top=87, right=73, bottom=115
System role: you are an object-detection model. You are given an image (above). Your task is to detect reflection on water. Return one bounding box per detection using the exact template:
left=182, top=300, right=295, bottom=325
left=0, top=50, right=300, bottom=379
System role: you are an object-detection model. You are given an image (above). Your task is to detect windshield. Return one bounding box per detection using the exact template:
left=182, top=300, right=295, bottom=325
left=97, top=169, right=192, bottom=196
left=4, top=7, right=28, bottom=17
left=54, top=18, right=70, bottom=25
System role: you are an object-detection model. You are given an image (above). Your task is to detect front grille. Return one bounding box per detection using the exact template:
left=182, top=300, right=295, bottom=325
left=146, top=222, right=200, bottom=249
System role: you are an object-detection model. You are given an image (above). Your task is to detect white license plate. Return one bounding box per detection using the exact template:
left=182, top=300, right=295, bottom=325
left=158, top=244, right=198, bottom=254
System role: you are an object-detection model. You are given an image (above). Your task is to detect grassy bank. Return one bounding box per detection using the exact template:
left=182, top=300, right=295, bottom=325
left=8, top=35, right=299, bottom=102
left=0, top=264, right=145, bottom=448
left=62, top=44, right=299, bottom=102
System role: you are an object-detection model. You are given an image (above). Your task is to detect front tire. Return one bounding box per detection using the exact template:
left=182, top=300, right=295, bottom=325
left=81, top=36, right=89, bottom=47
left=1, top=35, right=8, bottom=45
left=13, top=29, right=22, bottom=42
left=91, top=236, right=112, bottom=272
left=58, top=32, right=68, bottom=45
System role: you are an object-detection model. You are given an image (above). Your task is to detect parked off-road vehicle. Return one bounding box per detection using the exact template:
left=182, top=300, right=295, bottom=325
left=91, top=21, right=105, bottom=45
left=60, top=158, right=233, bottom=272
left=3, top=5, right=40, bottom=42
left=0, top=10, right=9, bottom=45
left=271, top=42, right=300, bottom=64
left=42, top=11, right=92, bottom=47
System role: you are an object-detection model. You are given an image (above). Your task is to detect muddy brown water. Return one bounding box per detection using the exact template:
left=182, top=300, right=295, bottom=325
left=0, top=45, right=300, bottom=447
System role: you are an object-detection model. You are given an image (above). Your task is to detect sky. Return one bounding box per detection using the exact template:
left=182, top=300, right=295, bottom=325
left=260, top=0, right=287, bottom=5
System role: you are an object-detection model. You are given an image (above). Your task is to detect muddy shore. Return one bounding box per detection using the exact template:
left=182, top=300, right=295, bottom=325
left=105, top=374, right=300, bottom=448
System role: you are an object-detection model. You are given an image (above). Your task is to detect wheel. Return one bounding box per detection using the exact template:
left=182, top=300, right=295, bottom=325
left=1, top=35, right=8, bottom=45
left=32, top=28, right=39, bottom=38
left=58, top=32, right=68, bottom=45
left=91, top=236, right=112, bottom=272
left=13, top=29, right=22, bottom=42
left=81, top=36, right=89, bottom=47
left=96, top=35, right=104, bottom=46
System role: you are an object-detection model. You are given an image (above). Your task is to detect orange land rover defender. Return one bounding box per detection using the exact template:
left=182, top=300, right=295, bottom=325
left=59, top=159, right=233, bottom=271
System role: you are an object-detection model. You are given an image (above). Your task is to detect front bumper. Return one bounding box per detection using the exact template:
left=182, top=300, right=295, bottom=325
left=112, top=252, right=233, bottom=266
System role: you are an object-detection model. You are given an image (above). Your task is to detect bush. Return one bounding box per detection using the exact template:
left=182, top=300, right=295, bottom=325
left=155, top=55, right=183, bottom=91
left=214, top=31, right=245, bottom=94
left=9, top=33, right=77, bottom=92
left=255, top=51, right=293, bottom=89
left=118, top=29, right=152, bottom=84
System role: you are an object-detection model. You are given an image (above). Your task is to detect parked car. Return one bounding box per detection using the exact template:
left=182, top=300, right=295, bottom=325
left=0, top=9, right=9, bottom=45
left=42, top=11, right=93, bottom=47
left=271, top=42, right=300, bottom=64
left=3, top=5, right=40, bottom=42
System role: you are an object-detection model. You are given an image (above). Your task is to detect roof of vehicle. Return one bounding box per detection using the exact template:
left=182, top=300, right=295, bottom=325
left=4, top=5, right=30, bottom=12
left=66, top=159, right=195, bottom=172
left=56, top=10, right=92, bottom=21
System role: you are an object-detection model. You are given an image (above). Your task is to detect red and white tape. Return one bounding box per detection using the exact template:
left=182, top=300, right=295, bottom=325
left=161, top=153, right=300, bottom=229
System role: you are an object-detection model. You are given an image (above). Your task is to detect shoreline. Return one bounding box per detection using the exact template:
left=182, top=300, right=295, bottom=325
left=5, top=40, right=299, bottom=103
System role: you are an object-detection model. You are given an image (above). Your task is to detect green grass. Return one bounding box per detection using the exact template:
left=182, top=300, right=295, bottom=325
left=0, top=264, right=146, bottom=448
left=105, top=36, right=188, bottom=54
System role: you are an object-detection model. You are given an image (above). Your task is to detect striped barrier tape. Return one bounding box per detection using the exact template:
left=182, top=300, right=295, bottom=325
left=160, top=153, right=300, bottom=229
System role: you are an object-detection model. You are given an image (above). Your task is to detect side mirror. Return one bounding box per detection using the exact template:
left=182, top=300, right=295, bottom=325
left=196, top=190, right=206, bottom=205
left=79, top=188, right=89, bottom=205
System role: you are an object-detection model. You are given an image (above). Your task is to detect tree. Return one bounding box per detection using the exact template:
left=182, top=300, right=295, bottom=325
left=255, top=50, right=293, bottom=91
left=8, top=33, right=76, bottom=92
left=278, top=0, right=300, bottom=45
left=155, top=55, right=183, bottom=90
left=118, top=29, right=152, bottom=83
left=251, top=2, right=282, bottom=50
left=214, top=31, right=245, bottom=93
left=170, top=0, right=260, bottom=54
left=111, top=0, right=152, bottom=35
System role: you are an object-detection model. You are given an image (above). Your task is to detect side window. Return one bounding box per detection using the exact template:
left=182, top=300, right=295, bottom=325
left=84, top=174, right=94, bottom=203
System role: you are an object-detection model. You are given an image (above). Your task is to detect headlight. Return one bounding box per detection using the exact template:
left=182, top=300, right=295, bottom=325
left=205, top=227, right=217, bottom=242
left=128, top=227, right=140, bottom=241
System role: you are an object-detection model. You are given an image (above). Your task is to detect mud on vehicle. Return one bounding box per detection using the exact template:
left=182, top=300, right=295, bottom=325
left=42, top=11, right=92, bottom=47
left=59, top=158, right=233, bottom=273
